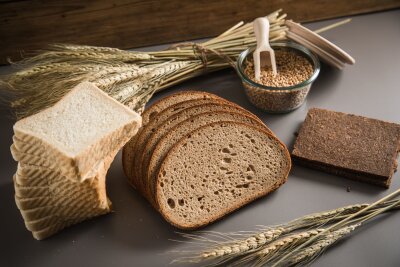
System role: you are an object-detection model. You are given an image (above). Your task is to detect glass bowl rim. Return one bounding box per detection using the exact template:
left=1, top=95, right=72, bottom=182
left=236, top=41, right=321, bottom=91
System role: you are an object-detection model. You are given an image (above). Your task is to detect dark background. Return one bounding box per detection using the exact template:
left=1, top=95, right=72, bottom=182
left=1, top=0, right=400, bottom=64
left=1, top=9, right=400, bottom=267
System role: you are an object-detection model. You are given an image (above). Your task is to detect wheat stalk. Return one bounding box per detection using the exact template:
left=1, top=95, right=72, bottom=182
left=285, top=203, right=369, bottom=230
left=242, top=229, right=325, bottom=267
left=171, top=199, right=400, bottom=266
left=271, top=190, right=400, bottom=267
left=285, top=224, right=360, bottom=266
left=0, top=10, right=349, bottom=119
left=171, top=227, right=286, bottom=265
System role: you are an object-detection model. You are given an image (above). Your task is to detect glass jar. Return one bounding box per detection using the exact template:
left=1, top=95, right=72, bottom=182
left=236, top=41, right=320, bottom=113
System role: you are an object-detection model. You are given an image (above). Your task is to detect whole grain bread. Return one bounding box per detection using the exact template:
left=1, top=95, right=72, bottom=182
left=292, top=108, right=400, bottom=188
left=131, top=98, right=236, bottom=194
left=122, top=91, right=221, bottom=188
left=140, top=103, right=272, bottom=202
left=155, top=121, right=291, bottom=229
left=141, top=91, right=223, bottom=125
left=145, top=111, right=271, bottom=205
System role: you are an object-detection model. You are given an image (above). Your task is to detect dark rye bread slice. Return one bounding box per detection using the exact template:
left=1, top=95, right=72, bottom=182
left=144, top=111, right=270, bottom=206
left=292, top=108, right=400, bottom=188
left=155, top=121, right=291, bottom=229
left=140, top=104, right=271, bottom=202
left=122, top=91, right=221, bottom=187
left=132, top=98, right=245, bottom=194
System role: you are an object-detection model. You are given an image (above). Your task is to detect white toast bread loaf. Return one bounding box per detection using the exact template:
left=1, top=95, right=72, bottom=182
left=13, top=82, right=141, bottom=182
left=11, top=82, right=141, bottom=239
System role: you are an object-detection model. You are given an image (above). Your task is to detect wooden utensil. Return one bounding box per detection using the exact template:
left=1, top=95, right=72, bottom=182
left=253, top=17, right=277, bottom=80
left=286, top=20, right=355, bottom=68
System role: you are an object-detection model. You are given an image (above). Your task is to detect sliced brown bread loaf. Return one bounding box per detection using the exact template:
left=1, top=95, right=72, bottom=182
left=140, top=104, right=271, bottom=201
left=131, top=98, right=237, bottom=194
left=292, top=108, right=400, bottom=188
left=145, top=111, right=271, bottom=205
left=122, top=91, right=221, bottom=188
left=155, top=121, right=291, bottom=229
left=141, top=90, right=223, bottom=125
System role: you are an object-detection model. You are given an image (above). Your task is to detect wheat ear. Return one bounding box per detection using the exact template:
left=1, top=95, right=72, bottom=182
left=234, top=229, right=325, bottom=267
left=285, top=224, right=360, bottom=267
left=170, top=200, right=399, bottom=266
left=171, top=227, right=286, bottom=265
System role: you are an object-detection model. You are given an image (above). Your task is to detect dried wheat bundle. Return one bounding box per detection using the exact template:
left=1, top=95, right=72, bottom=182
left=171, top=194, right=400, bottom=267
left=1, top=9, right=347, bottom=119
left=0, top=10, right=287, bottom=119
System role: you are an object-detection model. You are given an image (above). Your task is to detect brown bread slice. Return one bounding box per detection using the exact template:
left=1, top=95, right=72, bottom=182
left=140, top=104, right=271, bottom=202
left=292, top=108, right=400, bottom=188
left=145, top=111, right=271, bottom=205
left=122, top=91, right=221, bottom=188
left=141, top=91, right=223, bottom=125
left=131, top=98, right=236, bottom=194
left=155, top=121, right=291, bottom=229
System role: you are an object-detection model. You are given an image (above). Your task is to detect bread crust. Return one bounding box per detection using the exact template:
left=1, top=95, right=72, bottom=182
left=122, top=91, right=221, bottom=189
left=292, top=108, right=400, bottom=188
left=133, top=98, right=233, bottom=195
left=141, top=90, right=223, bottom=125
left=145, top=110, right=271, bottom=206
left=155, top=121, right=291, bottom=230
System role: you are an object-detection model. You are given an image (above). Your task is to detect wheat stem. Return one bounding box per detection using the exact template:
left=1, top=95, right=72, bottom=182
left=286, top=224, right=360, bottom=266
left=1, top=9, right=352, bottom=119
left=272, top=189, right=400, bottom=267
left=171, top=200, right=400, bottom=266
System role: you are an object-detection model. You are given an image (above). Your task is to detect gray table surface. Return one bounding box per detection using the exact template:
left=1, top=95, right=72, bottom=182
left=1, top=9, right=399, bottom=267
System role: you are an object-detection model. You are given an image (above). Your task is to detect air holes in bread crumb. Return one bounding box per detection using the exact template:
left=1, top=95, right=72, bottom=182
left=167, top=198, right=175, bottom=209
left=236, top=183, right=250, bottom=189
left=223, top=158, right=232, bottom=163
left=222, top=148, right=230, bottom=154
left=198, top=196, right=204, bottom=202
left=178, top=199, right=185, bottom=206
left=247, top=164, right=255, bottom=172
